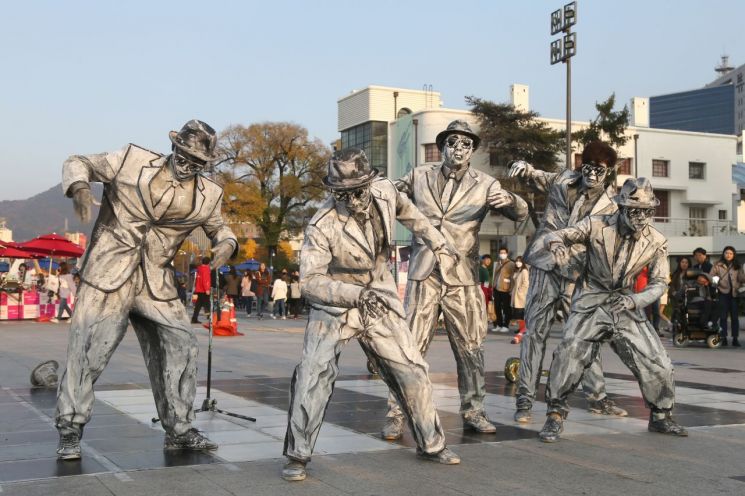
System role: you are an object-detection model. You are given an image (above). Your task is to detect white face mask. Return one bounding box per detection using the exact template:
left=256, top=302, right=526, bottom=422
left=515, top=261, right=523, bottom=268
left=498, top=253, right=508, bottom=260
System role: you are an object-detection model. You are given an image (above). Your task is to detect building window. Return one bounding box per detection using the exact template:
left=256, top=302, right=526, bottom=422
left=424, top=144, right=441, bottom=163
left=617, top=158, right=631, bottom=175
left=654, top=189, right=669, bottom=223
left=340, top=121, right=388, bottom=175
left=689, top=162, right=705, bottom=179
left=652, top=159, right=669, bottom=177
left=689, top=207, right=706, bottom=236
left=719, top=209, right=728, bottom=220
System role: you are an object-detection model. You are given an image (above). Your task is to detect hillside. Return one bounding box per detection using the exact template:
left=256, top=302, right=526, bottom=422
left=0, top=183, right=102, bottom=241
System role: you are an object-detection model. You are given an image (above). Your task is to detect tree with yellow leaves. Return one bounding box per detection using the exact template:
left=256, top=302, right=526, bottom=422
left=217, top=122, right=331, bottom=251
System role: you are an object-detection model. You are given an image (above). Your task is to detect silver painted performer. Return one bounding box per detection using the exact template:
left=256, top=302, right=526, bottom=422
left=282, top=149, right=461, bottom=482
left=382, top=120, right=529, bottom=440
left=508, top=141, right=627, bottom=423
left=538, top=177, right=687, bottom=442
left=56, top=120, right=237, bottom=460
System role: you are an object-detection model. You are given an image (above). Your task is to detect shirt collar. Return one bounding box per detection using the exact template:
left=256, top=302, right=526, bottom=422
left=618, top=220, right=642, bottom=241
left=441, top=164, right=468, bottom=182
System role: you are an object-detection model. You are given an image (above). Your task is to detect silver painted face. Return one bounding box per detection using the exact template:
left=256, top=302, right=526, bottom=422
left=333, top=186, right=372, bottom=216
left=621, top=206, right=654, bottom=232
left=171, top=151, right=207, bottom=180
left=581, top=162, right=608, bottom=189
left=442, top=134, right=474, bottom=170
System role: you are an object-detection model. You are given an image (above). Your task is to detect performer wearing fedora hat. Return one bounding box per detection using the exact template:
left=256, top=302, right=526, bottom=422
left=508, top=141, right=627, bottom=423
left=381, top=120, right=529, bottom=440
left=55, top=120, right=237, bottom=460
left=282, top=148, right=461, bottom=482
left=538, top=177, right=686, bottom=442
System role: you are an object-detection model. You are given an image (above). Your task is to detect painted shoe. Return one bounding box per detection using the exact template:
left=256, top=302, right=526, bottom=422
left=418, top=447, right=460, bottom=465
left=514, top=408, right=532, bottom=423
left=57, top=432, right=82, bottom=460
left=648, top=413, right=688, bottom=437
left=538, top=413, right=564, bottom=443
left=381, top=415, right=405, bottom=440
left=281, top=459, right=307, bottom=481
left=164, top=428, right=218, bottom=450
left=588, top=397, right=628, bottom=417
left=463, top=413, right=497, bottom=433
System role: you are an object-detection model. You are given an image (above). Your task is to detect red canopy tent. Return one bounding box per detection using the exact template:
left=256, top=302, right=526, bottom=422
left=18, top=233, right=85, bottom=258
left=0, top=244, right=41, bottom=259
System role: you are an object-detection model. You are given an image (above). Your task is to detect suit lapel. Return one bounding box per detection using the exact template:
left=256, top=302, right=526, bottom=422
left=338, top=202, right=373, bottom=259
left=137, top=159, right=162, bottom=220
left=625, top=227, right=652, bottom=278
left=426, top=167, right=443, bottom=212
left=371, top=186, right=392, bottom=247
left=591, top=188, right=616, bottom=215
left=602, top=218, right=617, bottom=271
left=446, top=168, right=478, bottom=212
left=185, top=175, right=207, bottom=221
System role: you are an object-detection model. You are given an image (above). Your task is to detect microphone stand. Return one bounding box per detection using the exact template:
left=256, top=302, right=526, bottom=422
left=152, top=266, right=255, bottom=424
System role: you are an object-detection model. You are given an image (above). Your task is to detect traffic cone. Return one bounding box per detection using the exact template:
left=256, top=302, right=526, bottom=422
left=228, top=298, right=242, bottom=335
left=511, top=320, right=526, bottom=344
left=203, top=297, right=243, bottom=336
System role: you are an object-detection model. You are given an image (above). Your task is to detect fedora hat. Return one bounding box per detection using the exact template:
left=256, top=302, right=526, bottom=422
left=169, top=119, right=218, bottom=163
left=435, top=120, right=481, bottom=151
left=614, top=177, right=660, bottom=208
left=323, top=148, right=379, bottom=191
left=30, top=360, right=59, bottom=388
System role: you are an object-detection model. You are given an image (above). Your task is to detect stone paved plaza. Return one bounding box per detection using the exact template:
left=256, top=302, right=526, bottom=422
left=1, top=315, right=745, bottom=495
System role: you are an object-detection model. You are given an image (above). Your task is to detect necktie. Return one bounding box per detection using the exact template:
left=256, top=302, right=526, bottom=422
left=568, top=191, right=587, bottom=225
left=441, top=173, right=456, bottom=211
left=613, top=235, right=632, bottom=285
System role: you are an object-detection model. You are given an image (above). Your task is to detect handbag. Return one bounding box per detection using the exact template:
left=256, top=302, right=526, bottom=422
left=487, top=300, right=497, bottom=322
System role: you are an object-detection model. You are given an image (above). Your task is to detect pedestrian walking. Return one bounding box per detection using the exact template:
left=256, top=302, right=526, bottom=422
left=710, top=246, right=745, bottom=346
left=241, top=271, right=255, bottom=316
left=492, top=247, right=515, bottom=333
left=271, top=274, right=288, bottom=319
left=510, top=257, right=529, bottom=344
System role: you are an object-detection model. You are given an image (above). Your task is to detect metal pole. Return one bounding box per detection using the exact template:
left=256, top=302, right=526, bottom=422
left=565, top=26, right=572, bottom=169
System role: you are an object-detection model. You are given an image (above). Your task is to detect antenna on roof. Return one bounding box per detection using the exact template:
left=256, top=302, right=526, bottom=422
left=715, top=55, right=734, bottom=77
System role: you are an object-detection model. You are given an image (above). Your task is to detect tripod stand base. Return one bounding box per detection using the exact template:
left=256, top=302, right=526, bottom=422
left=194, top=397, right=257, bottom=422
left=151, top=398, right=257, bottom=424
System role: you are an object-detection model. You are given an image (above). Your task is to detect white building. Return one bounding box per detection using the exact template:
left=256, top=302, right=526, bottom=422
left=337, top=84, right=744, bottom=257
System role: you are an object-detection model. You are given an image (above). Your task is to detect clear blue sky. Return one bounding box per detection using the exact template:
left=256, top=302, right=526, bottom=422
left=1, top=0, right=744, bottom=200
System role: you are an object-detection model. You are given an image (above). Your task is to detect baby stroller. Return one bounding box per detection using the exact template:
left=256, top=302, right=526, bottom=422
left=671, top=270, right=722, bottom=349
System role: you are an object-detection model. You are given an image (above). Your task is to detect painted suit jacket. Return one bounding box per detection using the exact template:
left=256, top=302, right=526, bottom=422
left=544, top=212, right=669, bottom=323
left=300, top=177, right=448, bottom=320
left=523, top=168, right=617, bottom=273
left=62, top=144, right=236, bottom=301
left=395, top=164, right=529, bottom=286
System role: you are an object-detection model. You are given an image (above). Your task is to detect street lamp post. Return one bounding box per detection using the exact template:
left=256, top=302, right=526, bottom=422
left=550, top=2, right=577, bottom=169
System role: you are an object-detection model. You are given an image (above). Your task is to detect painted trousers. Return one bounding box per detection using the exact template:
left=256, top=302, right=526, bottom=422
left=546, top=305, right=675, bottom=417
left=284, top=307, right=445, bottom=462
left=56, top=268, right=197, bottom=437
left=387, top=274, right=487, bottom=420
left=517, top=266, right=607, bottom=409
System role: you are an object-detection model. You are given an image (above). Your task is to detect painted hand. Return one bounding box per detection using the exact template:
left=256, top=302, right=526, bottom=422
left=508, top=160, right=535, bottom=179
left=487, top=190, right=514, bottom=209
left=610, top=295, right=635, bottom=313
left=210, top=242, right=234, bottom=270
left=548, top=242, right=570, bottom=266
left=358, top=289, right=389, bottom=319
left=72, top=187, right=93, bottom=224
